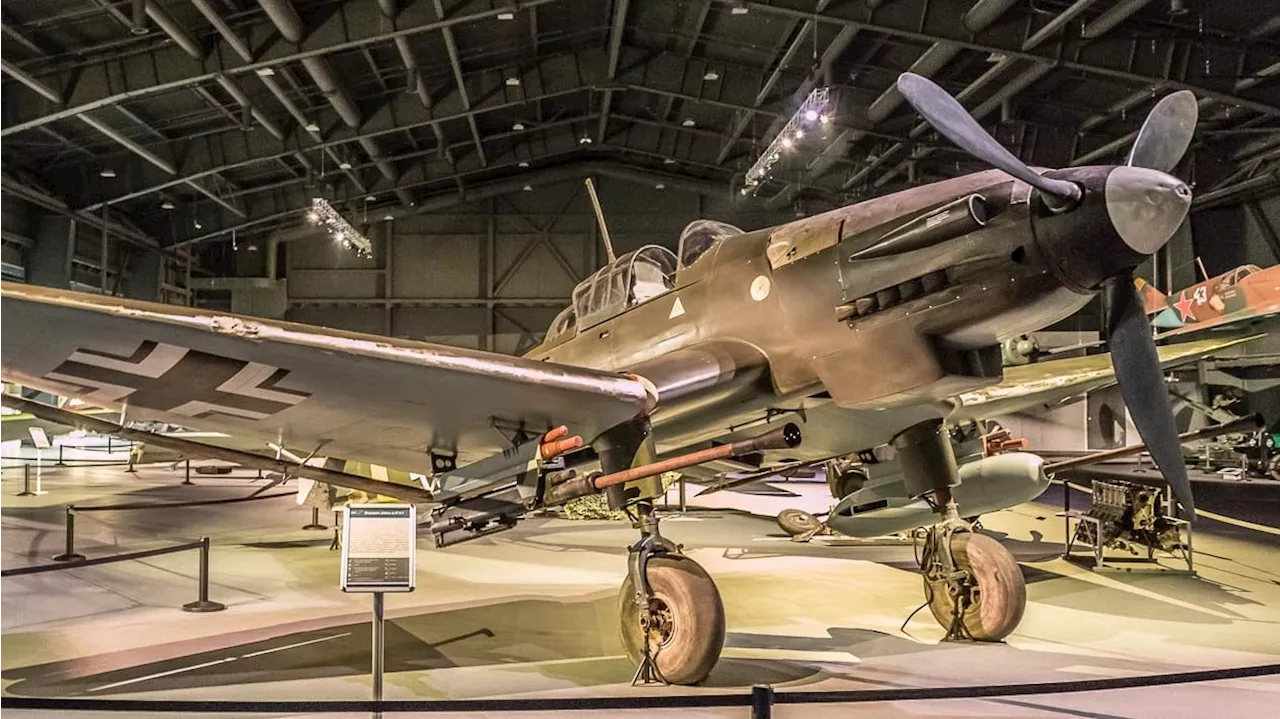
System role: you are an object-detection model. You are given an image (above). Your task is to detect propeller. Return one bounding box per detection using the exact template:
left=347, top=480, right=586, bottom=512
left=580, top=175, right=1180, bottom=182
left=1126, top=90, right=1198, bottom=172
left=1104, top=276, right=1196, bottom=517
left=896, top=73, right=1081, bottom=212
left=895, top=71, right=1198, bottom=518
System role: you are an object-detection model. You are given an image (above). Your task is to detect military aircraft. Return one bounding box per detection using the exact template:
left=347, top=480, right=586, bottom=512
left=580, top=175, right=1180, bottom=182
left=1138, top=263, right=1280, bottom=338
left=2, top=72, right=1213, bottom=685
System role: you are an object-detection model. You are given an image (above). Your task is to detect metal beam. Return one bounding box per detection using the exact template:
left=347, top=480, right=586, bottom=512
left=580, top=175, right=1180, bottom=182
left=214, top=75, right=285, bottom=140
left=597, top=0, right=631, bottom=143
left=0, top=58, right=60, bottom=103
left=1022, top=0, right=1097, bottom=51
left=721, top=1, right=1280, bottom=116
left=1245, top=201, right=1280, bottom=261
left=189, top=0, right=253, bottom=62
left=1081, top=0, right=1151, bottom=39
left=256, top=0, right=306, bottom=43
left=145, top=0, right=203, bottom=59
left=76, top=114, right=177, bottom=175
left=434, top=0, right=486, bottom=166
left=2, top=0, right=556, bottom=139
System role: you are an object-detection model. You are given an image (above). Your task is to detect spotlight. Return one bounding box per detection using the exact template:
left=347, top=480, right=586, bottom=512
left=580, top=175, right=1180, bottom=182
left=703, top=70, right=719, bottom=81
left=334, top=231, right=345, bottom=242
left=99, top=168, right=116, bottom=178
left=307, top=211, right=320, bottom=223
left=781, top=137, right=793, bottom=148
left=804, top=109, right=819, bottom=122
left=794, top=129, right=804, bottom=139
left=578, top=135, right=592, bottom=145
left=518, top=160, right=530, bottom=168
left=339, top=161, right=352, bottom=170
left=819, top=113, right=830, bottom=124
left=161, top=199, right=175, bottom=210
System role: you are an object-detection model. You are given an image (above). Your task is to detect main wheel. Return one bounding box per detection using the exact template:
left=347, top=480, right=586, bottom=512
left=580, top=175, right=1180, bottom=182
left=618, top=554, right=725, bottom=685
left=777, top=508, right=821, bottom=536
left=925, top=532, right=1025, bottom=641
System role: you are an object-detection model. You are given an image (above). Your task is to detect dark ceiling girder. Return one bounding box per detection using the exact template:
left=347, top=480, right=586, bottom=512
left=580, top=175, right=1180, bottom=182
left=597, top=0, right=631, bottom=143
left=1, top=0, right=560, bottom=139
left=433, top=0, right=487, bottom=166
left=725, top=0, right=1280, bottom=116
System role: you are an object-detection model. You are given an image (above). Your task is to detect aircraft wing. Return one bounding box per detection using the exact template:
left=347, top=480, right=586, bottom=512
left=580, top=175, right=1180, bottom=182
left=0, top=282, right=653, bottom=477
left=952, top=336, right=1257, bottom=420
left=1153, top=303, right=1280, bottom=338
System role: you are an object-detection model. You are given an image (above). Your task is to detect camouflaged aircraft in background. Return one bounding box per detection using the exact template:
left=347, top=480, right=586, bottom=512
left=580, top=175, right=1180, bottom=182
left=2, top=73, right=1235, bottom=685
left=1138, top=263, right=1280, bottom=338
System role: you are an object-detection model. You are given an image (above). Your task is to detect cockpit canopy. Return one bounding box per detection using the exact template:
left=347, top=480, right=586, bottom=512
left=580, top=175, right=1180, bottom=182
left=677, top=219, right=744, bottom=269
left=568, top=245, right=678, bottom=330
left=1222, top=264, right=1262, bottom=287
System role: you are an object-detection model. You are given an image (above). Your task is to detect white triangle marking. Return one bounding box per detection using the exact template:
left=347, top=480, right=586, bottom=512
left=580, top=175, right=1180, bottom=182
left=669, top=297, right=686, bottom=319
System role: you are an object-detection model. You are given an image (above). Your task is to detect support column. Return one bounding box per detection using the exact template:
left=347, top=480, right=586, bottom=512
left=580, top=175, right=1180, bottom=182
left=28, top=215, right=75, bottom=288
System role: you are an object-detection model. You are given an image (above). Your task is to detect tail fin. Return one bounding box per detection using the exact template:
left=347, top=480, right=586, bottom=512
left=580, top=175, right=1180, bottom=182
left=1134, top=277, right=1167, bottom=314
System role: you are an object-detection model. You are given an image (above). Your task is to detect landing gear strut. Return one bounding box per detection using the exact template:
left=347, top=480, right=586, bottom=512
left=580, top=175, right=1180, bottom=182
left=895, top=420, right=1026, bottom=642
left=617, top=502, right=725, bottom=685
left=598, top=419, right=726, bottom=686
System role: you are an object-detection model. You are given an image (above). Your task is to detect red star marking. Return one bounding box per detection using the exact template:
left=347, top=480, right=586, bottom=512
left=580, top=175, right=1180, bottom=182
left=1173, top=291, right=1196, bottom=322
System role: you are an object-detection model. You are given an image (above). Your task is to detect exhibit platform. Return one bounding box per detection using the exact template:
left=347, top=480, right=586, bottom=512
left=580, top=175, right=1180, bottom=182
left=2, top=462, right=1279, bottom=717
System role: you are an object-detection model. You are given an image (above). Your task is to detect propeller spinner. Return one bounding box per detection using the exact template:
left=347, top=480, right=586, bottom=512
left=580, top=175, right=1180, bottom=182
left=896, top=72, right=1199, bottom=518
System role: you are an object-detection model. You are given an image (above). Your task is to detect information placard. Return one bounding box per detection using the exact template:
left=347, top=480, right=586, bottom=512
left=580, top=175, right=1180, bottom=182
left=340, top=504, right=416, bottom=592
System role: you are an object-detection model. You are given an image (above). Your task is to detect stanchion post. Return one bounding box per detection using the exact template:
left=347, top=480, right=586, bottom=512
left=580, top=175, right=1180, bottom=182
left=679, top=475, right=687, bottom=513
left=372, top=591, right=385, bottom=708
left=182, top=459, right=193, bottom=485
left=183, top=536, right=227, bottom=612
left=52, top=505, right=86, bottom=562
left=56, top=444, right=66, bottom=466
left=750, top=684, right=774, bottom=719
left=302, top=506, right=327, bottom=531
left=18, top=464, right=35, bottom=496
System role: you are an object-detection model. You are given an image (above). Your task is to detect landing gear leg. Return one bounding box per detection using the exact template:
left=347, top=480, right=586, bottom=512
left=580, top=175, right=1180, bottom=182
left=598, top=419, right=725, bottom=686
left=895, top=421, right=1025, bottom=642
left=617, top=501, right=725, bottom=686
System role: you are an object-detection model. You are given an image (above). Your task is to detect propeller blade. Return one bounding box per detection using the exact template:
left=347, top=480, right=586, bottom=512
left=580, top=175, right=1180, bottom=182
left=1104, top=274, right=1196, bottom=518
left=896, top=73, right=1081, bottom=211
left=1127, top=90, right=1198, bottom=172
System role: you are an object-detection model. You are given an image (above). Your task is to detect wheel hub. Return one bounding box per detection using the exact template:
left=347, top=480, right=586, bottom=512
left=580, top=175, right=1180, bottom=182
left=643, top=596, right=676, bottom=647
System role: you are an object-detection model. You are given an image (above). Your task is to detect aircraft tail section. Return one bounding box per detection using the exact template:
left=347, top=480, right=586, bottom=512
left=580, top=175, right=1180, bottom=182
left=1135, top=277, right=1168, bottom=314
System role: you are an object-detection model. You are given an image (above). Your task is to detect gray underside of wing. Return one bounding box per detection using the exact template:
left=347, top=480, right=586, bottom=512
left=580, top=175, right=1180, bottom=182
left=0, top=283, right=650, bottom=475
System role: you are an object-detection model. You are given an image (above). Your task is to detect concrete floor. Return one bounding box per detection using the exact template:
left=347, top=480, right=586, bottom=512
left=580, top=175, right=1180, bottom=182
left=2, top=462, right=1279, bottom=718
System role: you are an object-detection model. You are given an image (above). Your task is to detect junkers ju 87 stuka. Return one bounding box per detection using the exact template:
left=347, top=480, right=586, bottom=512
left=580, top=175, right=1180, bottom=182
left=1, top=73, right=1209, bottom=685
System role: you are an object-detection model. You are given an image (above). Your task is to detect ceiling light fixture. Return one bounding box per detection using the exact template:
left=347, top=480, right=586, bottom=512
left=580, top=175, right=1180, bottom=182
left=518, top=160, right=530, bottom=168
left=305, top=122, right=321, bottom=132
left=513, top=121, right=526, bottom=131
left=256, top=67, right=275, bottom=76
left=506, top=75, right=521, bottom=87
left=383, top=214, right=394, bottom=221
left=309, top=197, right=373, bottom=257
left=339, top=161, right=352, bottom=170
left=663, top=158, right=676, bottom=164
left=682, top=118, right=696, bottom=127
left=522, top=184, right=533, bottom=191
left=497, top=10, right=515, bottom=20
left=99, top=168, right=116, bottom=178
left=731, top=1, right=749, bottom=15
left=194, top=220, right=203, bottom=229
left=742, top=86, right=830, bottom=196
left=703, top=70, right=720, bottom=81
left=654, top=183, right=665, bottom=190
left=161, top=199, right=175, bottom=210
left=366, top=195, right=376, bottom=202
left=578, top=135, right=593, bottom=145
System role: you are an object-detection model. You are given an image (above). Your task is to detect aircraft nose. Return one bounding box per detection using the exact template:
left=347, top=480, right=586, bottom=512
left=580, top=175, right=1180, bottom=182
left=1105, top=165, right=1192, bottom=256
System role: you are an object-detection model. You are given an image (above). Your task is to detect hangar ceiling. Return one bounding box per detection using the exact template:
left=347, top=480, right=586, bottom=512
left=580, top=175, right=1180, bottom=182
left=2, top=0, right=1278, bottom=272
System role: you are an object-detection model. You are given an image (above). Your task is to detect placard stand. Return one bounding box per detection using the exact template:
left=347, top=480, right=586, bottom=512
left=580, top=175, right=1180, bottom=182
left=339, top=503, right=416, bottom=715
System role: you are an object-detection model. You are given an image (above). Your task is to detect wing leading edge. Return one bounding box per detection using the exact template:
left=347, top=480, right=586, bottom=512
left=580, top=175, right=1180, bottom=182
left=0, top=282, right=654, bottom=475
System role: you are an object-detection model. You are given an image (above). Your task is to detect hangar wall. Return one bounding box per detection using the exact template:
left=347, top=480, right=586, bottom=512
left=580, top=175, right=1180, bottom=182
left=208, top=176, right=797, bottom=354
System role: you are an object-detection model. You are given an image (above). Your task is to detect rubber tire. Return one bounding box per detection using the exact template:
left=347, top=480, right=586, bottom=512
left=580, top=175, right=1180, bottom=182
left=777, top=508, right=821, bottom=536
left=832, top=470, right=867, bottom=500
left=618, top=555, right=725, bottom=685
left=925, top=532, right=1026, bottom=642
